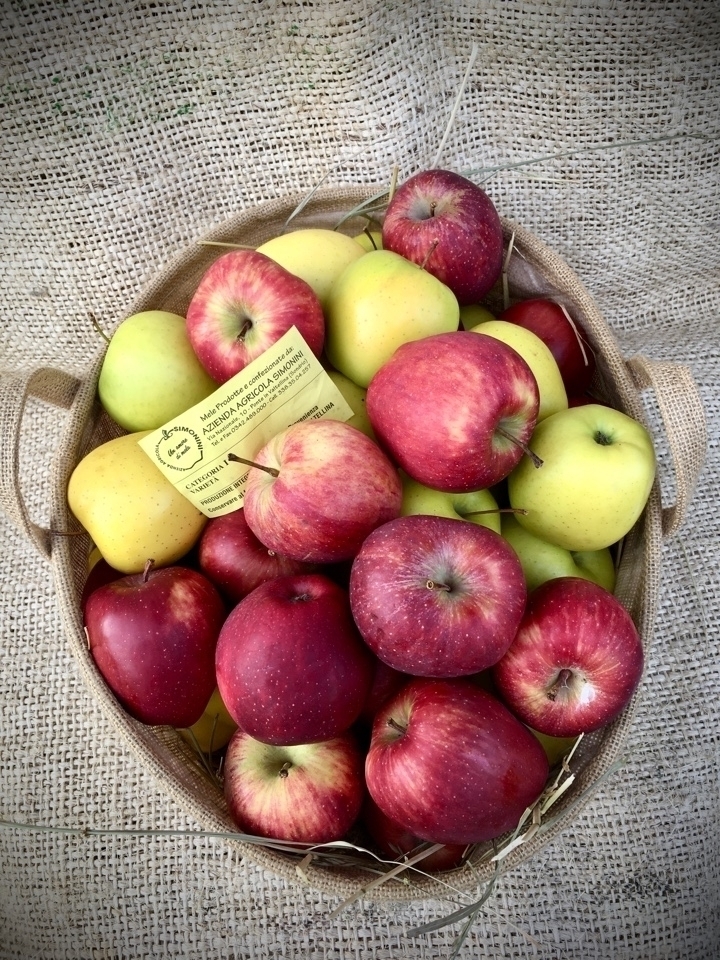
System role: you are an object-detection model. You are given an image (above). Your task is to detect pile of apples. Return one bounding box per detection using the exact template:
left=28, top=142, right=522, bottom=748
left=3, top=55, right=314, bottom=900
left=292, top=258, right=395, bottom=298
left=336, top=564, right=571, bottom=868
left=70, top=169, right=656, bottom=869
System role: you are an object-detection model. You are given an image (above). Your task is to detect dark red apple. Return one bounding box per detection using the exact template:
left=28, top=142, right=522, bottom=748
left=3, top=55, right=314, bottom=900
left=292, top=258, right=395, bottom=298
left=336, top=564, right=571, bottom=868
left=381, top=168, right=504, bottom=305
left=361, top=795, right=467, bottom=872
left=365, top=331, right=540, bottom=493
left=85, top=563, right=226, bottom=727
left=197, top=507, right=315, bottom=604
left=349, top=515, right=527, bottom=677
left=365, top=678, right=549, bottom=845
left=358, top=659, right=410, bottom=726
left=223, top=728, right=365, bottom=844
left=499, top=298, right=596, bottom=395
left=567, top=392, right=609, bottom=408
left=215, top=573, right=374, bottom=745
left=492, top=577, right=644, bottom=737
left=81, top=557, right=124, bottom=615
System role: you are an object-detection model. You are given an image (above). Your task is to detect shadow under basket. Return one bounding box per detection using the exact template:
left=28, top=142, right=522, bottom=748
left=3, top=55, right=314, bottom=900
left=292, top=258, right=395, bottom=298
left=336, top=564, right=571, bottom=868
left=37, top=185, right=702, bottom=904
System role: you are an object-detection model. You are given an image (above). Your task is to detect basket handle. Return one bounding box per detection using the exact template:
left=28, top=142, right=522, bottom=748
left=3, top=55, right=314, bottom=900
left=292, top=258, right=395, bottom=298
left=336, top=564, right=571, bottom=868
left=0, top=358, right=705, bottom=554
left=626, top=355, right=707, bottom=539
left=0, top=367, right=82, bottom=560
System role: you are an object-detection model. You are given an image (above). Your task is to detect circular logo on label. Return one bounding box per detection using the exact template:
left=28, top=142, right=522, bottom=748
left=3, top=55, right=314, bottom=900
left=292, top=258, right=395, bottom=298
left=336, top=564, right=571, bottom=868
left=154, top=426, right=204, bottom=471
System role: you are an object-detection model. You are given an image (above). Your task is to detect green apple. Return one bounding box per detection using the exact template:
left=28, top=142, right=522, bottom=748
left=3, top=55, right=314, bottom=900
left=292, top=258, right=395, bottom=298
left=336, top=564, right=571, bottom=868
left=353, top=229, right=383, bottom=251
left=469, top=319, right=568, bottom=421
left=459, top=304, right=495, bottom=330
left=68, top=431, right=207, bottom=574
left=324, top=249, right=460, bottom=388
left=98, top=311, right=218, bottom=432
left=326, top=370, right=375, bottom=439
left=256, top=228, right=366, bottom=309
left=529, top=728, right=579, bottom=767
left=501, top=513, right=616, bottom=592
left=400, top=472, right=503, bottom=535
left=508, top=404, right=656, bottom=551
left=87, top=544, right=103, bottom=573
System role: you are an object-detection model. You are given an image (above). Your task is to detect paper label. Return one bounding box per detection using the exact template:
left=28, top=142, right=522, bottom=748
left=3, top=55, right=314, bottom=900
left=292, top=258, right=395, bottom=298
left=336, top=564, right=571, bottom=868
left=138, top=327, right=354, bottom=517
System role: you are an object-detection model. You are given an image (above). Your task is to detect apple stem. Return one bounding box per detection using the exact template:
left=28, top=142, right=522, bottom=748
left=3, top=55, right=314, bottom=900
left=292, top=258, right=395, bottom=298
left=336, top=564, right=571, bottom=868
left=419, top=239, right=439, bottom=271
left=547, top=668, right=573, bottom=702
left=426, top=579, right=451, bottom=592
left=227, top=452, right=279, bottom=478
left=279, top=761, right=292, bottom=779
left=495, top=425, right=544, bottom=469
left=237, top=317, right=253, bottom=341
left=142, top=559, right=155, bottom=583
left=464, top=507, right=529, bottom=517
left=387, top=717, right=407, bottom=736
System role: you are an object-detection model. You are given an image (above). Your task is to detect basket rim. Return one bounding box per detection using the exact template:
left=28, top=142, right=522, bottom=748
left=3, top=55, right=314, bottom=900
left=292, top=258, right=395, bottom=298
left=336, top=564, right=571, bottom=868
left=48, top=185, right=664, bottom=905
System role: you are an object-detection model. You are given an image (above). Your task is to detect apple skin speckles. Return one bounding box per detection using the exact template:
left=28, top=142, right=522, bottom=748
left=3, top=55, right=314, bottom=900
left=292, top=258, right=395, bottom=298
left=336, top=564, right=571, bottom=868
left=349, top=514, right=527, bottom=678
left=492, top=577, right=644, bottom=738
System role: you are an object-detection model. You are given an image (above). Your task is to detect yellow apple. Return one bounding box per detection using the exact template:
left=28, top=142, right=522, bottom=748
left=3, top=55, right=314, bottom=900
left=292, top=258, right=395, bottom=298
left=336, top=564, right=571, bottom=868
left=508, top=404, right=656, bottom=551
left=326, top=370, right=375, bottom=439
left=256, top=228, right=365, bottom=309
left=352, top=229, right=383, bottom=251
left=68, top=431, right=207, bottom=574
left=324, top=249, right=460, bottom=388
left=179, top=687, right=237, bottom=753
left=98, top=311, right=218, bottom=432
left=400, top=473, right=502, bottom=535
left=501, top=514, right=616, bottom=592
left=469, top=319, right=568, bottom=421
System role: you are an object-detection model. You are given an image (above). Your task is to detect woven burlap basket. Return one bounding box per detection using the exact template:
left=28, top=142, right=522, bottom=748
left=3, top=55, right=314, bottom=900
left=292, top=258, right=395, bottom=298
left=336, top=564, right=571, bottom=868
left=0, top=186, right=707, bottom=904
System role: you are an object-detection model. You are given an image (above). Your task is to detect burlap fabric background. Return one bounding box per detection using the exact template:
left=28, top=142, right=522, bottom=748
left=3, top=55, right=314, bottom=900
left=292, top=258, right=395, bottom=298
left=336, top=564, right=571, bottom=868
left=1, top=1, right=718, bottom=958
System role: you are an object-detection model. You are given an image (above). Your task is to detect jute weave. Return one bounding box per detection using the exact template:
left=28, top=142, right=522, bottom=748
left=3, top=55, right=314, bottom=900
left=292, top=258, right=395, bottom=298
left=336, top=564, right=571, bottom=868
left=1, top=1, right=718, bottom=957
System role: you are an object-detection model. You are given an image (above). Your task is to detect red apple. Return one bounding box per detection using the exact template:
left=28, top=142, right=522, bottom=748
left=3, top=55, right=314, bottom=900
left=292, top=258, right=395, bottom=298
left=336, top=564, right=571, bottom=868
left=223, top=728, right=365, bottom=844
left=499, top=298, right=596, bottom=395
left=84, top=563, right=226, bottom=727
left=365, top=331, right=540, bottom=493
left=81, top=556, right=124, bottom=615
left=492, top=577, right=644, bottom=737
left=242, top=419, right=402, bottom=564
left=215, top=573, right=374, bottom=745
left=185, top=249, right=325, bottom=383
left=365, top=678, right=549, bottom=845
left=349, top=515, right=526, bottom=677
left=567, top=392, right=609, bottom=408
left=361, top=795, right=467, bottom=872
left=358, top=659, right=410, bottom=726
left=197, top=507, right=316, bottom=604
left=381, top=168, right=504, bottom=305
